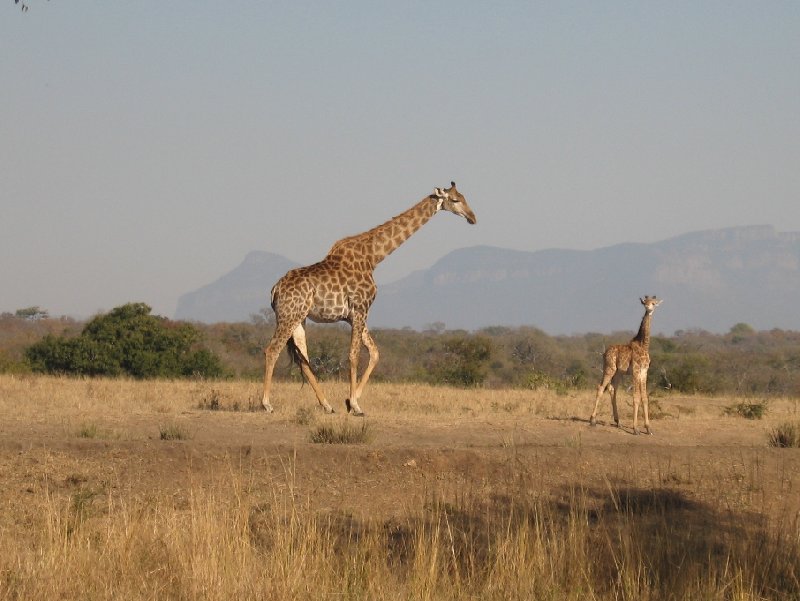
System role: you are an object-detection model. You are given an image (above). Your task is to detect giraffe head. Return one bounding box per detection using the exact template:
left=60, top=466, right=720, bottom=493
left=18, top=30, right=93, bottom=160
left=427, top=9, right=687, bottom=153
left=640, top=296, right=662, bottom=314
left=433, top=181, right=477, bottom=225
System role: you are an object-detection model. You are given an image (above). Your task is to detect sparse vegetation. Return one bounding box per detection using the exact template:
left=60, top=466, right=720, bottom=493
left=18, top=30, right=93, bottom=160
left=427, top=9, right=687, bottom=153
left=159, top=423, right=191, bottom=441
left=198, top=388, right=222, bottom=411
left=197, top=388, right=261, bottom=412
left=309, top=420, right=371, bottom=444
left=725, top=400, right=769, bottom=420
left=294, top=406, right=316, bottom=426
left=1, top=375, right=800, bottom=600
left=768, top=422, right=800, bottom=448
left=76, top=422, right=99, bottom=439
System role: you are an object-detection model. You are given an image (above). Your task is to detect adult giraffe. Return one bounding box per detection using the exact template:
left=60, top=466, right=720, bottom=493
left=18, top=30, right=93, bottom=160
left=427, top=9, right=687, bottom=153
left=261, top=182, right=477, bottom=416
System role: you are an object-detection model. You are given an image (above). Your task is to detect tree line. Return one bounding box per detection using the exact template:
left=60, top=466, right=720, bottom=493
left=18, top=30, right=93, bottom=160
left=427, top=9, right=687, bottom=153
left=1, top=304, right=799, bottom=397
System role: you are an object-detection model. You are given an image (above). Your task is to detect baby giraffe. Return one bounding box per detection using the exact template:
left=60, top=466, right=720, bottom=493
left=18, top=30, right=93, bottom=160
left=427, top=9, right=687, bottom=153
left=589, top=296, right=662, bottom=435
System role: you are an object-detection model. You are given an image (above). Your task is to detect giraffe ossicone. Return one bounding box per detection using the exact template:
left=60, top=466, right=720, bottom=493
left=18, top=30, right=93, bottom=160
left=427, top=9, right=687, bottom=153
left=261, top=181, right=477, bottom=416
left=589, top=295, right=662, bottom=435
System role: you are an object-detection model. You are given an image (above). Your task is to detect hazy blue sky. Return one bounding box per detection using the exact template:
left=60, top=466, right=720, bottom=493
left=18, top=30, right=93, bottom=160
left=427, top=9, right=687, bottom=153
left=2, top=2, right=798, bottom=319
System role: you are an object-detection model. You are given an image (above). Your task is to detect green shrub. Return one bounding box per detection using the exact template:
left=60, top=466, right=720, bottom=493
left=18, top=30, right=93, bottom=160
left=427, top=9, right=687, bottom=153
left=524, top=370, right=562, bottom=391
left=25, top=303, right=225, bottom=379
left=424, top=335, right=492, bottom=387
left=724, top=401, right=768, bottom=420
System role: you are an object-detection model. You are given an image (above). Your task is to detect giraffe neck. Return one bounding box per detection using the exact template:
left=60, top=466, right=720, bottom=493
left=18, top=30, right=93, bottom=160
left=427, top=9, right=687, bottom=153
left=632, top=311, right=653, bottom=347
left=360, top=196, right=439, bottom=267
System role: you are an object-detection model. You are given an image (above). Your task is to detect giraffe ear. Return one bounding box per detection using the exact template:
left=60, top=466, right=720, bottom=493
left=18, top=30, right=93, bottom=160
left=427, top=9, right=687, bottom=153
left=433, top=188, right=445, bottom=198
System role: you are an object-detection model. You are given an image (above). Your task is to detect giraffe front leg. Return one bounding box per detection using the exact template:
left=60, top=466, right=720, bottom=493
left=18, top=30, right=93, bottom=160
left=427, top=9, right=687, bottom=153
left=589, top=385, right=605, bottom=426
left=345, top=317, right=367, bottom=416
left=631, top=377, right=643, bottom=435
left=261, top=339, right=285, bottom=413
left=641, top=371, right=653, bottom=435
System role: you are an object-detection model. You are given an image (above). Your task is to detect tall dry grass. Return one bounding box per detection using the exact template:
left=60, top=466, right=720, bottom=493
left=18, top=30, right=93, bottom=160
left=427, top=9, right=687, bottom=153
left=2, top=375, right=800, bottom=599
left=0, top=454, right=798, bottom=600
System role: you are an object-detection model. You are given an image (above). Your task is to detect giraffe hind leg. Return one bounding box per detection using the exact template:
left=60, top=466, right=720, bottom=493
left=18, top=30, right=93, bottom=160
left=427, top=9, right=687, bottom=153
left=350, top=327, right=379, bottom=407
left=631, top=370, right=647, bottom=435
left=609, top=373, right=621, bottom=427
left=590, top=369, right=616, bottom=426
left=288, top=324, right=334, bottom=414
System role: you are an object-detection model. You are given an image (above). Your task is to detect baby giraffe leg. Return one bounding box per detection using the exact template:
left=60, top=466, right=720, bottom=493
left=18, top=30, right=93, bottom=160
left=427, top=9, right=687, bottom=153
left=640, top=369, right=652, bottom=435
left=609, top=374, right=621, bottom=427
left=590, top=369, right=615, bottom=426
left=631, top=377, right=642, bottom=435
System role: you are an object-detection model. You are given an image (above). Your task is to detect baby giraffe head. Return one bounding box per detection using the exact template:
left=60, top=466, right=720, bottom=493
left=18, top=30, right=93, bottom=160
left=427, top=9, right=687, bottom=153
left=640, top=296, right=662, bottom=314
left=433, top=181, right=477, bottom=225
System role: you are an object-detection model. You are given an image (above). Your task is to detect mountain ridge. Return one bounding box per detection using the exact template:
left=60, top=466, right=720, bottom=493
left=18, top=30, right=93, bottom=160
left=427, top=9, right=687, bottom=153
left=174, top=225, right=800, bottom=334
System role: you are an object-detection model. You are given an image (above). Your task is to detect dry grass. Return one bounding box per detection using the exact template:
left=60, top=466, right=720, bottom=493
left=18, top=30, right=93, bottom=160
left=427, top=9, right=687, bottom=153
left=1, top=374, right=800, bottom=600
left=1, top=458, right=799, bottom=600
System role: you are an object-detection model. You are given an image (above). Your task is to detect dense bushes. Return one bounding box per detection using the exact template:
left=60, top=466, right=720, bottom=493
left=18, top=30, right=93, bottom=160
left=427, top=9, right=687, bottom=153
left=4, top=307, right=800, bottom=394
left=421, top=335, right=493, bottom=387
left=25, top=303, right=224, bottom=378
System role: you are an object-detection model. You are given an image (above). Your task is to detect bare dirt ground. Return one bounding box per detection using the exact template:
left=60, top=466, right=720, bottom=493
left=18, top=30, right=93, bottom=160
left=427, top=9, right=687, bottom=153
left=2, top=375, right=800, bottom=528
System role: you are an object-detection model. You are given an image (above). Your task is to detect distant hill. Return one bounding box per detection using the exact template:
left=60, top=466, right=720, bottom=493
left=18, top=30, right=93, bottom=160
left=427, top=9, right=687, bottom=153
left=175, top=226, right=800, bottom=334
left=174, top=251, right=298, bottom=324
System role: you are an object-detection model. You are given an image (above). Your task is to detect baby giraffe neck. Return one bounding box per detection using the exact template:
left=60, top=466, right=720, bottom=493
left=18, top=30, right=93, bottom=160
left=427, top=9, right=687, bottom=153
left=633, top=311, right=653, bottom=347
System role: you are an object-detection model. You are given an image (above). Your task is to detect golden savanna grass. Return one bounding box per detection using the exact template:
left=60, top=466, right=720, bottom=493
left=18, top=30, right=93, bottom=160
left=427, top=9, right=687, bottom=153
left=1, top=374, right=800, bottom=600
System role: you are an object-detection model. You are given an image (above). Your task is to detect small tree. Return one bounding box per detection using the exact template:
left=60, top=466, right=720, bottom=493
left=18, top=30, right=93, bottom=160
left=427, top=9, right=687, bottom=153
left=425, top=335, right=492, bottom=387
left=25, top=303, right=225, bottom=378
left=15, top=306, right=49, bottom=320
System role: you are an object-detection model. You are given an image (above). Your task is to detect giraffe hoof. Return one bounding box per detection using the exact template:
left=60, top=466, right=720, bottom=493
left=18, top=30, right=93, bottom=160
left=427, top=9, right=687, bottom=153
left=589, top=418, right=597, bottom=427
left=262, top=403, right=274, bottom=413
left=345, top=399, right=365, bottom=417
